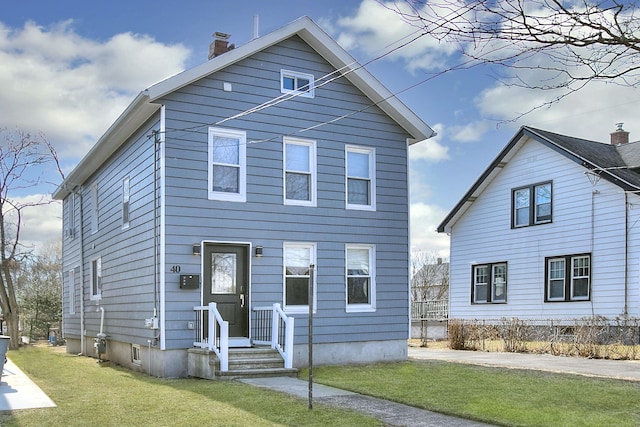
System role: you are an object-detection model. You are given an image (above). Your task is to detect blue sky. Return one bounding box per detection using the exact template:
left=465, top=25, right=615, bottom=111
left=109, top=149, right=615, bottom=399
left=3, top=0, right=640, bottom=255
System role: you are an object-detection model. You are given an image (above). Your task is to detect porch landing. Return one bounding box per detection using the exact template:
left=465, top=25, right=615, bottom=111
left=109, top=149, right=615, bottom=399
left=187, top=346, right=298, bottom=380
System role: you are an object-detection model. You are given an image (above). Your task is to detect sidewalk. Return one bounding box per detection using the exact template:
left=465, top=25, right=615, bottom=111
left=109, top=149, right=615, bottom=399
left=408, top=346, right=640, bottom=382
left=240, top=376, right=494, bottom=427
left=0, top=357, right=56, bottom=412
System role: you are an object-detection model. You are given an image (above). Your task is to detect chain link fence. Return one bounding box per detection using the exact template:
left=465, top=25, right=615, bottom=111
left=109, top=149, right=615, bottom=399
left=447, top=316, right=640, bottom=360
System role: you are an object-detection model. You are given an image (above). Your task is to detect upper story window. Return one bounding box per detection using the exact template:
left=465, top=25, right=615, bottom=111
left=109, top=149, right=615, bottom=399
left=546, top=254, right=590, bottom=302
left=122, top=177, right=130, bottom=229
left=208, top=127, right=246, bottom=202
left=346, top=146, right=376, bottom=210
left=283, top=242, right=316, bottom=314
left=472, top=262, right=507, bottom=304
left=65, top=193, right=76, bottom=239
left=91, top=257, right=102, bottom=300
left=280, top=70, right=314, bottom=98
left=284, top=137, right=316, bottom=206
left=512, top=181, right=552, bottom=228
left=91, top=182, right=99, bottom=234
left=346, top=244, right=376, bottom=312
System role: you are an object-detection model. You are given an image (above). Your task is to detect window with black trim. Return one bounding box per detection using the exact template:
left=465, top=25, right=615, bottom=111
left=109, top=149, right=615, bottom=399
left=472, top=262, right=507, bottom=303
left=512, top=181, right=552, bottom=227
left=545, top=254, right=590, bottom=302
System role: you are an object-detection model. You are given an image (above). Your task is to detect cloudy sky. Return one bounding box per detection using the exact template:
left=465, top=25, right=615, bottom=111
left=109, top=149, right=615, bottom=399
left=3, top=0, right=640, bottom=255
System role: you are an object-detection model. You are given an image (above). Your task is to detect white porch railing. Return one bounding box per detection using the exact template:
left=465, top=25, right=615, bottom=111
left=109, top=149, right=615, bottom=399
left=193, top=302, right=229, bottom=371
left=251, top=303, right=294, bottom=369
left=412, top=300, right=448, bottom=320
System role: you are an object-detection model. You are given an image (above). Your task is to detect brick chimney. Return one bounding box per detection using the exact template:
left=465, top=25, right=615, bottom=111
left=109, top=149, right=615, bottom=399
left=610, top=123, right=630, bottom=145
left=208, top=32, right=234, bottom=60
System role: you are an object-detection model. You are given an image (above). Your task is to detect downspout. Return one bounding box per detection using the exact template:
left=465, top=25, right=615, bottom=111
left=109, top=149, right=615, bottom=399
left=159, top=105, right=167, bottom=351
left=76, top=189, right=86, bottom=355
left=624, top=192, right=629, bottom=316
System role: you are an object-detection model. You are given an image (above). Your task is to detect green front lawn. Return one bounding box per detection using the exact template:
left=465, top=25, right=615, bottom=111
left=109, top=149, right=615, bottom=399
left=306, top=360, right=640, bottom=427
left=3, top=346, right=381, bottom=427
left=6, top=345, right=640, bottom=427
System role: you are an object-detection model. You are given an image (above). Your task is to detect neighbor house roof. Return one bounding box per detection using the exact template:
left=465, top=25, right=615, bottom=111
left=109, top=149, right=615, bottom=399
left=53, top=16, right=435, bottom=200
left=437, top=125, right=640, bottom=233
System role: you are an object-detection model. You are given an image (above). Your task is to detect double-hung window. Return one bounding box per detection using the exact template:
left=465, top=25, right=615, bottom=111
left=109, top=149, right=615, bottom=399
left=283, top=243, right=316, bottom=313
left=346, top=244, right=376, bottom=312
left=280, top=70, right=314, bottom=98
left=512, top=181, right=552, bottom=227
left=546, top=254, right=590, bottom=302
left=472, top=262, right=507, bottom=303
left=91, top=257, right=102, bottom=300
left=346, top=146, right=376, bottom=210
left=91, top=182, right=99, bottom=234
left=208, top=127, right=246, bottom=202
left=122, top=177, right=130, bottom=229
left=284, top=137, right=316, bottom=206
left=68, top=268, right=76, bottom=315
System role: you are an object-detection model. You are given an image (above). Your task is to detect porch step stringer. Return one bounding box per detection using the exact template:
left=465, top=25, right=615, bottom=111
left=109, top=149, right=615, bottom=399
left=188, top=346, right=298, bottom=380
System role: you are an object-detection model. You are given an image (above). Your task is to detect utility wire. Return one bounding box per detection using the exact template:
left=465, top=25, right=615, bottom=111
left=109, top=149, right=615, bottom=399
left=161, top=28, right=428, bottom=140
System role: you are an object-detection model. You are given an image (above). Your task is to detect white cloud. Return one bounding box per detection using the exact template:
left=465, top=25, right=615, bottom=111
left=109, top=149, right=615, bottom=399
left=449, top=121, right=491, bottom=143
left=410, top=202, right=450, bottom=256
left=476, top=79, right=640, bottom=142
left=0, top=20, right=190, bottom=159
left=409, top=123, right=449, bottom=162
left=3, top=194, right=61, bottom=254
left=334, top=0, right=456, bottom=72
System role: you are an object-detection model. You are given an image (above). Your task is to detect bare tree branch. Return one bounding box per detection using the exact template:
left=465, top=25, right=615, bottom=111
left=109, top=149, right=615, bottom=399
left=382, top=0, right=640, bottom=112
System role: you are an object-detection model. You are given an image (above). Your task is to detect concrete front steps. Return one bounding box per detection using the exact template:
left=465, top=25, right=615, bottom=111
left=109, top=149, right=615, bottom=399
left=187, top=346, right=298, bottom=380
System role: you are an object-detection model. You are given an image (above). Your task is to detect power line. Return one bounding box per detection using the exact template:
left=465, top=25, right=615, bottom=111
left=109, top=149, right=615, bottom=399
left=161, top=28, right=429, bottom=141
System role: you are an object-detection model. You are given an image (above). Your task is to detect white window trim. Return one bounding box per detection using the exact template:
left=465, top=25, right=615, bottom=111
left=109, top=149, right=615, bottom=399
left=208, top=127, right=247, bottom=202
left=68, top=268, right=76, bottom=315
left=131, top=344, right=141, bottom=365
left=283, top=137, right=317, bottom=206
left=283, top=242, right=317, bottom=314
left=570, top=255, right=590, bottom=301
left=547, top=257, right=566, bottom=302
left=122, top=177, right=130, bottom=229
left=91, top=182, right=99, bottom=234
left=345, top=145, right=376, bottom=211
left=345, top=244, right=376, bottom=313
left=280, top=69, right=315, bottom=98
left=472, top=265, right=489, bottom=304
left=66, top=194, right=76, bottom=239
left=90, top=257, right=102, bottom=300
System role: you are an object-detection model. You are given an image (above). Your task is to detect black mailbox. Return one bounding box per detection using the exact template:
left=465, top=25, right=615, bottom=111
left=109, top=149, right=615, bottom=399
left=180, top=274, right=199, bottom=289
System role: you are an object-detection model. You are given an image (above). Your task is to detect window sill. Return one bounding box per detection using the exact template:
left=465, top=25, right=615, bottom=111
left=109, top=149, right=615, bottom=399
left=346, top=305, right=375, bottom=313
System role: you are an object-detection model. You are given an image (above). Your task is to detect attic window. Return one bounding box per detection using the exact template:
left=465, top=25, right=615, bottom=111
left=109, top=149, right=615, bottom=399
left=281, top=70, right=314, bottom=98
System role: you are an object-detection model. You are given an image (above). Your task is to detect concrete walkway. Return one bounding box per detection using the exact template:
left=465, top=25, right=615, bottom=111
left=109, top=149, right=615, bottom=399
left=0, top=357, right=56, bottom=412
left=241, top=348, right=640, bottom=426
left=409, top=347, right=640, bottom=382
left=239, top=376, right=494, bottom=427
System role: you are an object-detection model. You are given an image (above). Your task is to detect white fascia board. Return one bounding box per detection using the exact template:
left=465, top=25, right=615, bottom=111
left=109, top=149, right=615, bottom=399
left=146, top=16, right=435, bottom=142
left=53, top=92, right=160, bottom=200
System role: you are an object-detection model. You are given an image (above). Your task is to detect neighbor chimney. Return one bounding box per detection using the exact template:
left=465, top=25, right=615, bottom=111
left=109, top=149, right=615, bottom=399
left=208, top=32, right=234, bottom=60
left=610, top=123, right=630, bottom=145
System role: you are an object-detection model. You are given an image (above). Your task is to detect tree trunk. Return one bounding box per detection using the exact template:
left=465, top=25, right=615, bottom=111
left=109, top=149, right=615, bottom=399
left=0, top=265, right=21, bottom=349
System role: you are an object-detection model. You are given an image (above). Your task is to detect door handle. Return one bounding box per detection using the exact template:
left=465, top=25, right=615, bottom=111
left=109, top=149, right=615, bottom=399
left=240, top=294, right=245, bottom=308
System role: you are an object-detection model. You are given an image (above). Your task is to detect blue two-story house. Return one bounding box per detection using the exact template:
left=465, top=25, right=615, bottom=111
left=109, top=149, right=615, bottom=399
left=53, top=16, right=435, bottom=378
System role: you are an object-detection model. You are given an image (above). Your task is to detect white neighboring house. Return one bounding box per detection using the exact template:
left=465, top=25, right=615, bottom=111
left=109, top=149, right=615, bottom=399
left=437, top=125, right=640, bottom=320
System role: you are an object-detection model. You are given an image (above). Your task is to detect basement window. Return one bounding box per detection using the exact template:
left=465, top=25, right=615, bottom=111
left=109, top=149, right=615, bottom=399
left=131, top=344, right=141, bottom=365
